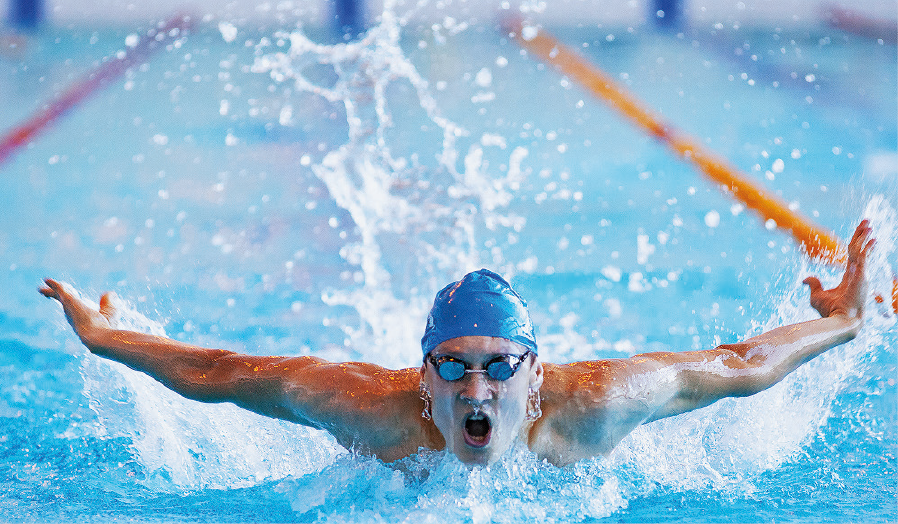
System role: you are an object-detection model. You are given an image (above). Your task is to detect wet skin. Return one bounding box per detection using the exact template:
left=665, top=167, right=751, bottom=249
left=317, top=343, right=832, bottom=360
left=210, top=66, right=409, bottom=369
left=422, top=337, right=543, bottom=466
left=40, top=221, right=875, bottom=466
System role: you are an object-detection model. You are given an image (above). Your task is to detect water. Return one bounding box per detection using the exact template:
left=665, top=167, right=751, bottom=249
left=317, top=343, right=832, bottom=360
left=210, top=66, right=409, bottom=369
left=1, top=2, right=896, bottom=521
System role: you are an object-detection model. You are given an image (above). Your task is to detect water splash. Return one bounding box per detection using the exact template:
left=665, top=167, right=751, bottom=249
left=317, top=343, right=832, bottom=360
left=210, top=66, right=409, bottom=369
left=609, top=195, right=897, bottom=496
left=75, top=8, right=538, bottom=486
left=80, top=294, right=342, bottom=491
left=60, top=5, right=896, bottom=515
left=277, top=446, right=627, bottom=522
left=251, top=7, right=530, bottom=367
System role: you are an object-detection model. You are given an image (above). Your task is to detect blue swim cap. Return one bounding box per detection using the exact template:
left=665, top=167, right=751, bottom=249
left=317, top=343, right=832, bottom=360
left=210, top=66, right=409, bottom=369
left=421, top=269, right=537, bottom=357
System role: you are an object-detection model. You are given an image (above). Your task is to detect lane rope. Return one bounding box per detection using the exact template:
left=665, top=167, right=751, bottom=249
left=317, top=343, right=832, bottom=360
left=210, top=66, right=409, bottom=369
left=503, top=17, right=897, bottom=312
left=0, top=13, right=195, bottom=167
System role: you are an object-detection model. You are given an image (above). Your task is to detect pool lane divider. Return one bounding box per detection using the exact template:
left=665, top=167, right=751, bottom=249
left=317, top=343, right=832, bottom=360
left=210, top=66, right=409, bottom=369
left=503, top=17, right=898, bottom=313
left=824, top=4, right=898, bottom=44
left=0, top=12, right=195, bottom=167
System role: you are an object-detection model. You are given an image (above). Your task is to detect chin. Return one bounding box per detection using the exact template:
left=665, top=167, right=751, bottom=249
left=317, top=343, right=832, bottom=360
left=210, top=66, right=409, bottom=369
left=454, top=446, right=498, bottom=466
left=452, top=435, right=508, bottom=466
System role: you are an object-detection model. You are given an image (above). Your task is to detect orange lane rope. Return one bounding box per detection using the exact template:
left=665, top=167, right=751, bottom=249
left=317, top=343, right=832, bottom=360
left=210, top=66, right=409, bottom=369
left=503, top=17, right=898, bottom=313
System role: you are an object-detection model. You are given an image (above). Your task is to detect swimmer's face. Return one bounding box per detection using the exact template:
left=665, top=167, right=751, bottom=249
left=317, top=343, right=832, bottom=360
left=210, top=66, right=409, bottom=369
left=423, top=336, right=543, bottom=466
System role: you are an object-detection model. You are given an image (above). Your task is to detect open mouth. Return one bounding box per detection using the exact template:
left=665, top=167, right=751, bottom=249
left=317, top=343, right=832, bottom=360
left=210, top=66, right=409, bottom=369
left=463, top=413, right=492, bottom=448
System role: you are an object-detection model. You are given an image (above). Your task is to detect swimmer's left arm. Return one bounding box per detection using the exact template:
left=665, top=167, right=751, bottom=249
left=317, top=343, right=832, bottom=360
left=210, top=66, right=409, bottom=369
left=644, top=219, right=873, bottom=421
left=640, top=313, right=862, bottom=421
left=533, top=221, right=873, bottom=464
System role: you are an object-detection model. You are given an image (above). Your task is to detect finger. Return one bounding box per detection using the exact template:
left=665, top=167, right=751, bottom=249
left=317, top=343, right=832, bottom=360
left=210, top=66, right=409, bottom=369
left=802, top=276, right=823, bottom=293
left=848, top=223, right=872, bottom=260
left=39, top=278, right=62, bottom=299
left=99, top=292, right=117, bottom=321
left=849, top=221, right=870, bottom=249
left=861, top=238, right=875, bottom=258
left=848, top=234, right=876, bottom=268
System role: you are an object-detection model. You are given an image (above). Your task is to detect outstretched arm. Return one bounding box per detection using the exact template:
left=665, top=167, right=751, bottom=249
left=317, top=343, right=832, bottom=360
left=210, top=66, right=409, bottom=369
left=39, top=278, right=320, bottom=422
left=534, top=221, right=874, bottom=464
left=646, top=219, right=873, bottom=420
left=39, top=280, right=435, bottom=459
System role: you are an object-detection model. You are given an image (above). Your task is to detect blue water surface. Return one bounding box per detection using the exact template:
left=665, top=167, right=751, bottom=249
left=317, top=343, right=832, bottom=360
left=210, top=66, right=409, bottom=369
left=0, top=3, right=896, bottom=522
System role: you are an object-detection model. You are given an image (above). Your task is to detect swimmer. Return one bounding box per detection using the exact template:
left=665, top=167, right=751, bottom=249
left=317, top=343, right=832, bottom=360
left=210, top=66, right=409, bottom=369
left=40, top=220, right=874, bottom=466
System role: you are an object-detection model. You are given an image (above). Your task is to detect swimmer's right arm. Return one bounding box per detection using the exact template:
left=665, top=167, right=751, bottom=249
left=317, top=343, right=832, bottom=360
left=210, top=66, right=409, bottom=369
left=39, top=278, right=317, bottom=422
left=39, top=279, right=434, bottom=459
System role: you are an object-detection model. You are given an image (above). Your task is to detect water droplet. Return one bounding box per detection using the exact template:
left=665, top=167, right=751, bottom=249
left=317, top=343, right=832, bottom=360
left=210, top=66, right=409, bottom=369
left=219, top=22, right=238, bottom=43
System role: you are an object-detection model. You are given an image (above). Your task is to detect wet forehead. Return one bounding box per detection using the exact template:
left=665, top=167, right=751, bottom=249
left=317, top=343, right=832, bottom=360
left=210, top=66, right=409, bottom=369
left=432, top=336, right=525, bottom=358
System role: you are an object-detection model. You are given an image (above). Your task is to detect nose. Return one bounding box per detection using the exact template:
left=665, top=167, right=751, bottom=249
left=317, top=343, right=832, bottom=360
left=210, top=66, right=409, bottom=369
left=459, top=371, right=493, bottom=405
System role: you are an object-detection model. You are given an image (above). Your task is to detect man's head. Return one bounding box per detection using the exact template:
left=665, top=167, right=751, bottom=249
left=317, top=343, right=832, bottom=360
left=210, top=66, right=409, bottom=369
left=420, top=270, right=543, bottom=465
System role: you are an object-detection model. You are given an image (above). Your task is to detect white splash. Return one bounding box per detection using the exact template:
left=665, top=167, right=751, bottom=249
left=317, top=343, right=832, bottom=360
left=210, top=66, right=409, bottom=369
left=252, top=6, right=530, bottom=368
left=80, top=297, right=341, bottom=491
left=277, top=445, right=627, bottom=521
left=610, top=196, right=897, bottom=493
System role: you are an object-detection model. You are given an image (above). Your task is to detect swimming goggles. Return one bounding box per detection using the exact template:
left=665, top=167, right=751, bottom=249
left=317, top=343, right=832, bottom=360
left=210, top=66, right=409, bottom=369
left=427, top=350, right=533, bottom=381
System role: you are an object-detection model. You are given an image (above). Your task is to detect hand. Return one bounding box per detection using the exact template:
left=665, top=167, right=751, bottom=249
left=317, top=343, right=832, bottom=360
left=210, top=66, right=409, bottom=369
left=803, top=220, right=874, bottom=319
left=39, top=279, right=117, bottom=344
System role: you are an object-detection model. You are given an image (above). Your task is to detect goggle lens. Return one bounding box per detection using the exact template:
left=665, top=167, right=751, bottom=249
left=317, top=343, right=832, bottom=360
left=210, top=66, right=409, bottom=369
left=429, top=351, right=530, bottom=382
left=485, top=361, right=514, bottom=381
left=436, top=360, right=466, bottom=381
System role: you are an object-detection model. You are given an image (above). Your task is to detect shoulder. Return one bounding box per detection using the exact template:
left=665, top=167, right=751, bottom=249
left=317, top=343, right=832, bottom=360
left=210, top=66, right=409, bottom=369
left=537, top=360, right=621, bottom=417
left=281, top=360, right=421, bottom=409
left=527, top=358, right=678, bottom=465
left=539, top=359, right=640, bottom=396
left=281, top=361, right=441, bottom=460
left=539, top=356, right=684, bottom=412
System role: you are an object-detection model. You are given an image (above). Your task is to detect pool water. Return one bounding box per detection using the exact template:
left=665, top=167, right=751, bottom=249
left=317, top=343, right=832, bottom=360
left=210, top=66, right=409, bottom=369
left=0, top=3, right=896, bottom=521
